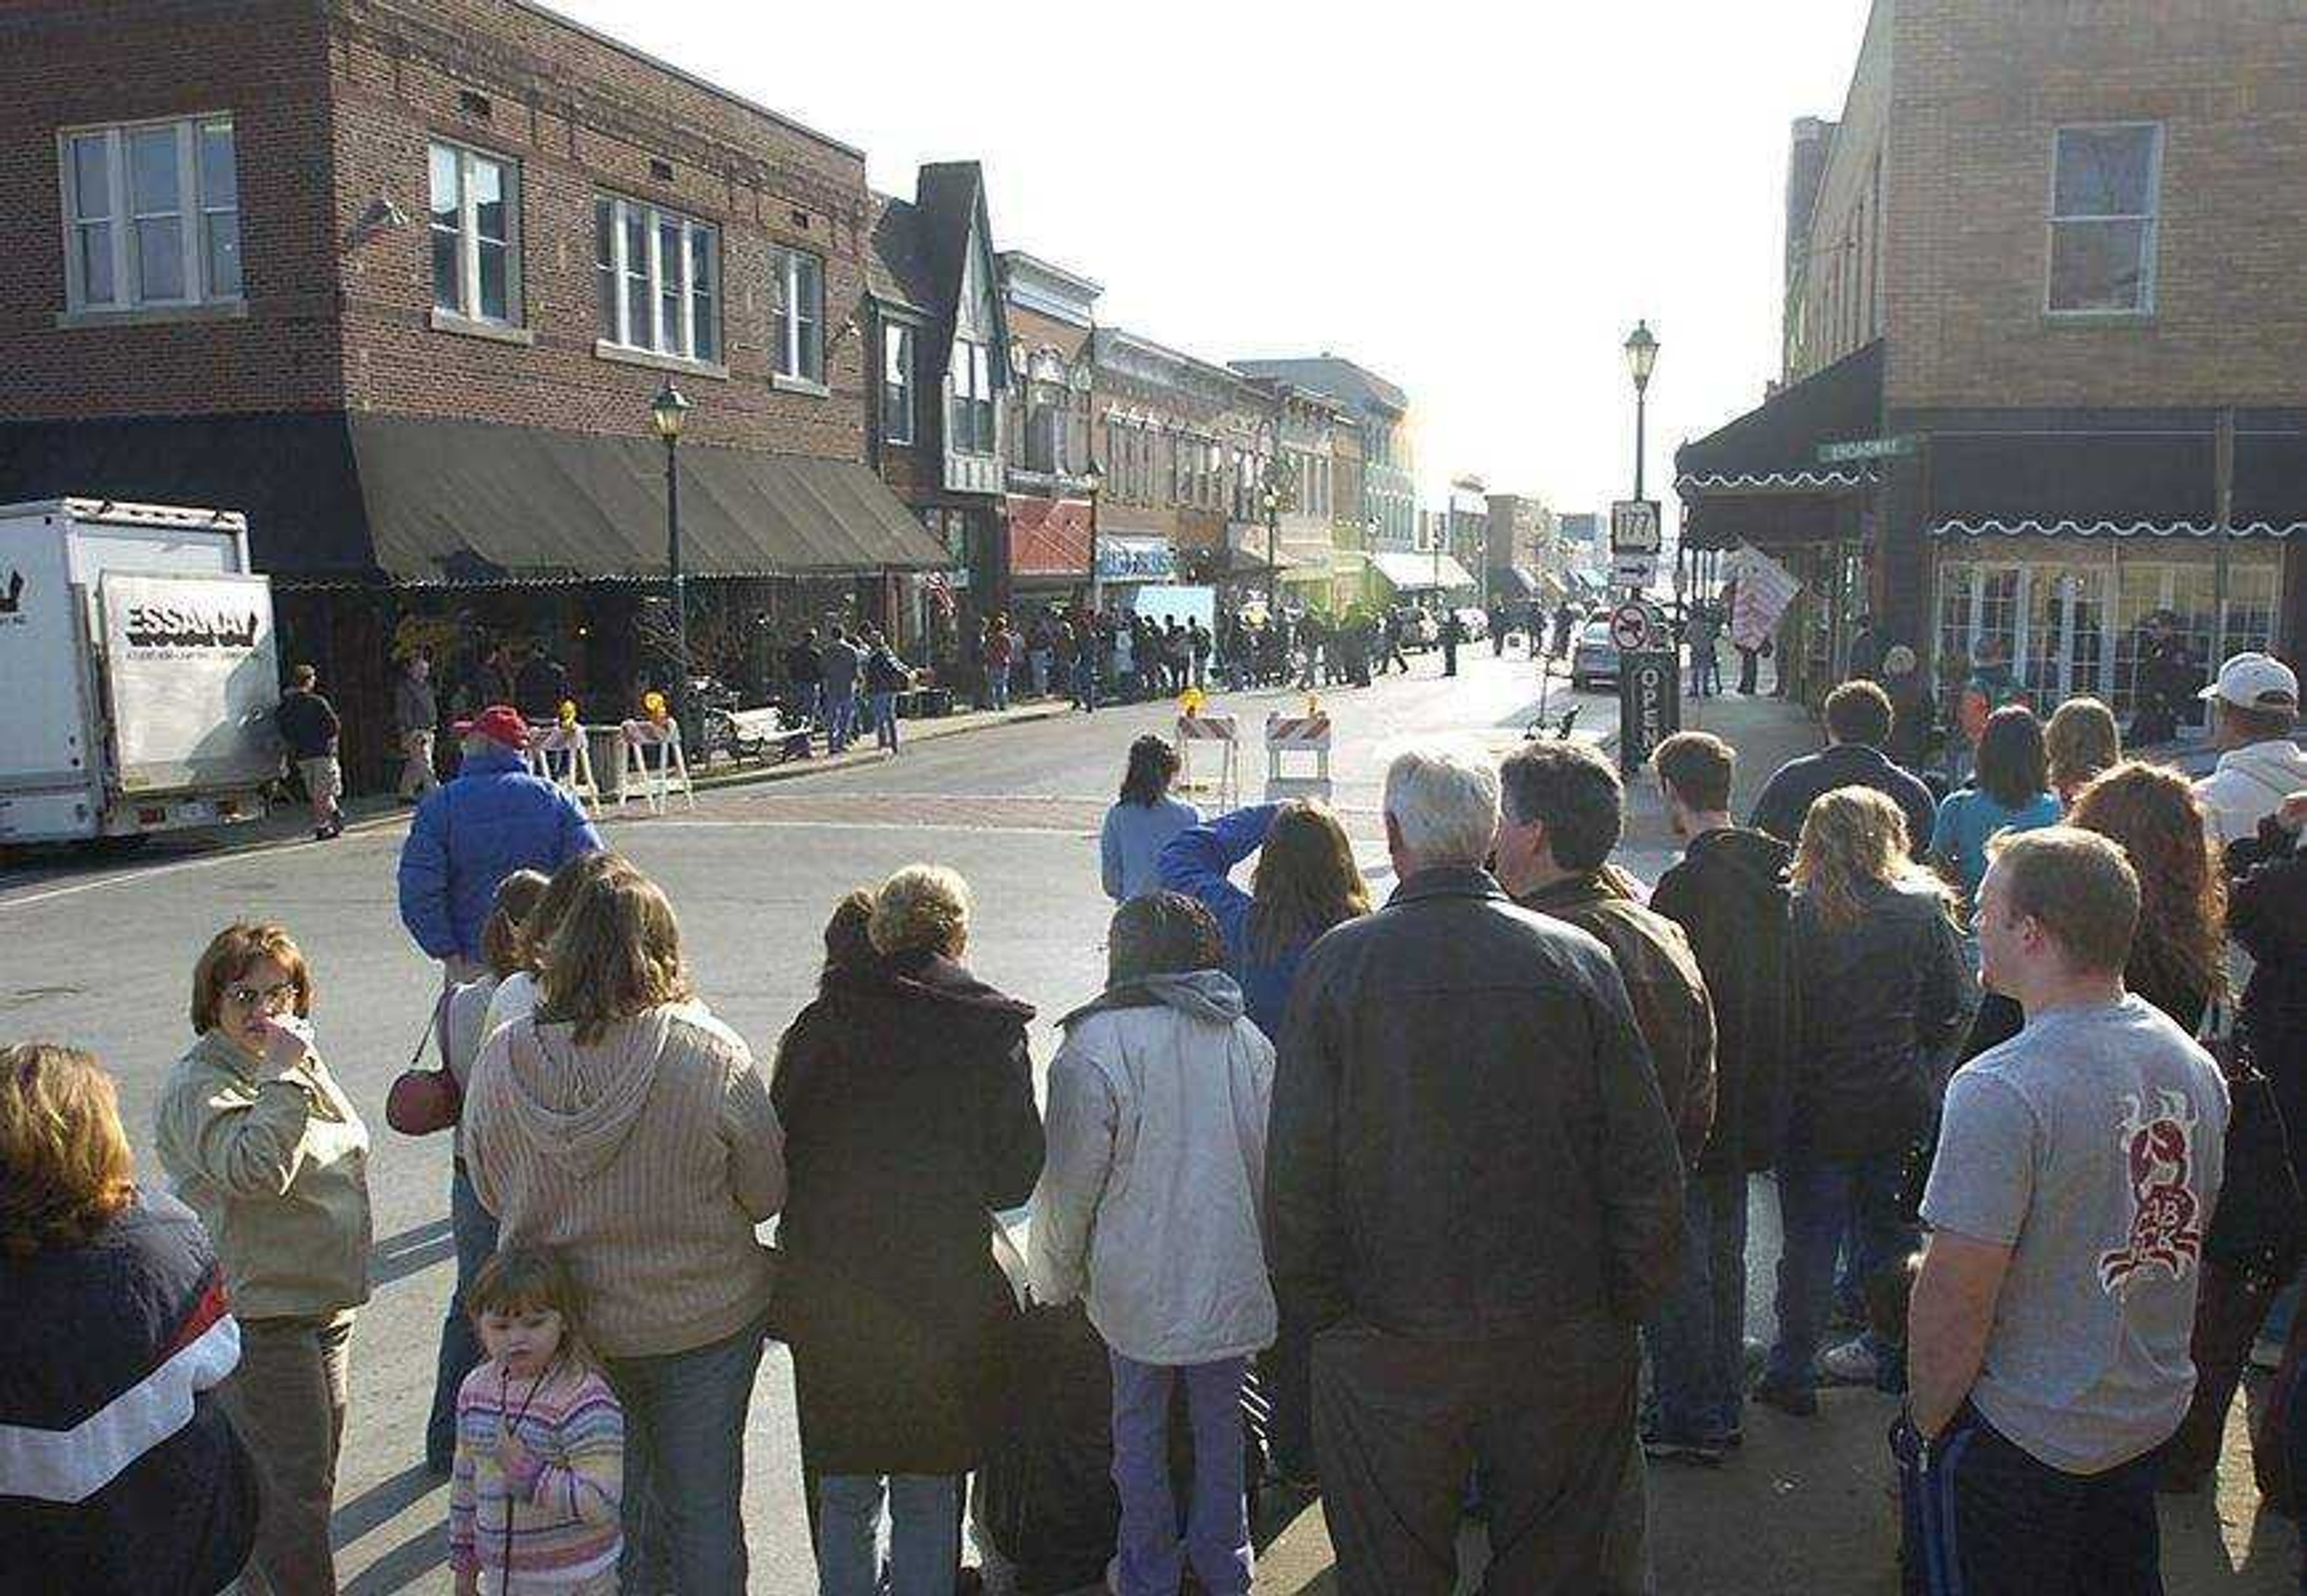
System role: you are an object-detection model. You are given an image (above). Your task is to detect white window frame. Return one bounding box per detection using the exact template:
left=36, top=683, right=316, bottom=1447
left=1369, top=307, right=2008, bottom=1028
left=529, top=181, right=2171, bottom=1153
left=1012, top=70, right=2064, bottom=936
left=593, top=193, right=719, bottom=362
left=950, top=337, right=995, bottom=455
left=428, top=139, right=521, bottom=326
left=59, top=113, right=241, bottom=312
left=883, top=321, right=916, bottom=445
left=770, top=246, right=824, bottom=384
left=2046, top=121, right=2163, bottom=317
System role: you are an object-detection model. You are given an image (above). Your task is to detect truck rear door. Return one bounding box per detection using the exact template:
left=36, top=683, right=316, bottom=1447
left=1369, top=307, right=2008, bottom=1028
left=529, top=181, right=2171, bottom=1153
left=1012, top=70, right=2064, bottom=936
left=0, top=525, right=96, bottom=798
left=96, top=569, right=282, bottom=796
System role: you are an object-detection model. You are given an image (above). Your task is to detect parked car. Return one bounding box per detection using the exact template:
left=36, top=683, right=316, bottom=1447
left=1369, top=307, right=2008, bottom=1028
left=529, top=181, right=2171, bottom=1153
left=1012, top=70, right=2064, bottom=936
left=1570, top=620, right=1622, bottom=692
left=1390, top=605, right=1439, bottom=651
left=1452, top=607, right=1490, bottom=643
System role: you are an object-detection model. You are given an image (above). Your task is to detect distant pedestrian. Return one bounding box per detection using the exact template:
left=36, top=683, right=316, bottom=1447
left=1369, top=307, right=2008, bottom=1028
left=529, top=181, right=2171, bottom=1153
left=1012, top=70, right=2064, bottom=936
left=1071, top=627, right=1099, bottom=713
left=1102, top=735, right=1202, bottom=903
left=396, top=706, right=603, bottom=988
left=276, top=663, right=345, bottom=840
left=395, top=652, right=441, bottom=803
left=1268, top=744, right=1685, bottom=1594
left=822, top=630, right=866, bottom=753
left=863, top=629, right=913, bottom=753
left=2193, top=651, right=2306, bottom=848
left=0, top=1043, right=260, bottom=1596
left=1439, top=610, right=1463, bottom=677
left=448, top=1250, right=625, bottom=1596
left=1757, top=788, right=1968, bottom=1413
left=1189, top=617, right=1213, bottom=688
left=423, top=867, right=552, bottom=1475
left=771, top=869, right=1044, bottom=1596
left=1878, top=646, right=1936, bottom=774
left=1929, top=705, right=2060, bottom=911
left=1029, top=613, right=1056, bottom=698
left=156, top=923, right=372, bottom=1596
left=463, top=860, right=786, bottom=1593
left=1649, top=732, right=1800, bottom=1461
left=1750, top=679, right=1938, bottom=862
left=1898, top=829, right=2226, bottom=1594
left=514, top=643, right=571, bottom=725
left=984, top=618, right=1014, bottom=712
left=1687, top=604, right=1723, bottom=697
left=785, top=628, right=825, bottom=729
left=1033, top=893, right=1275, bottom=1596
left=2043, top=696, right=2121, bottom=807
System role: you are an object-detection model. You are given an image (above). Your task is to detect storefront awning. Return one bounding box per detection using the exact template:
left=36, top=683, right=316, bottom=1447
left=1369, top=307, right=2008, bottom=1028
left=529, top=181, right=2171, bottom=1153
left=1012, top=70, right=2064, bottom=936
left=0, top=413, right=950, bottom=586
left=1493, top=566, right=1564, bottom=601
left=1005, top=495, right=1092, bottom=578
left=1370, top=550, right=1476, bottom=591
left=1674, top=341, right=1886, bottom=496
left=1923, top=422, right=2307, bottom=539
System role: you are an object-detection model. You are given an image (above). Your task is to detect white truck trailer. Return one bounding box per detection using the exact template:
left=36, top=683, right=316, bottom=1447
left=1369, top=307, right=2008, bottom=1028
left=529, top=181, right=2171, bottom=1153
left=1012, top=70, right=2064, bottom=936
left=0, top=499, right=282, bottom=845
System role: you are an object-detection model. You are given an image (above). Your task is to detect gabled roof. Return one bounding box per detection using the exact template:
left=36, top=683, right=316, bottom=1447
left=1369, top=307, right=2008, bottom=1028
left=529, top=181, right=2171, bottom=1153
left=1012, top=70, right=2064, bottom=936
left=868, top=163, right=1012, bottom=381
left=867, top=193, right=935, bottom=318
left=1230, top=356, right=1408, bottom=416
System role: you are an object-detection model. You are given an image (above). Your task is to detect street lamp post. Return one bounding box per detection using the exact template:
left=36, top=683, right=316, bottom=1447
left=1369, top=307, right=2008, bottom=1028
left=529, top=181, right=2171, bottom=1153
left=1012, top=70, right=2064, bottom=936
left=1262, top=473, right=1281, bottom=617
left=649, top=381, right=693, bottom=747
left=1625, top=321, right=1658, bottom=512
left=1083, top=457, right=1105, bottom=615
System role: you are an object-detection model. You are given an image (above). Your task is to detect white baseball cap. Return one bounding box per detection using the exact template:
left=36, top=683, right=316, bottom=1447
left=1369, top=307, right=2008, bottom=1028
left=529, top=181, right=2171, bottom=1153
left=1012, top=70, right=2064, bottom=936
left=2200, top=651, right=2300, bottom=711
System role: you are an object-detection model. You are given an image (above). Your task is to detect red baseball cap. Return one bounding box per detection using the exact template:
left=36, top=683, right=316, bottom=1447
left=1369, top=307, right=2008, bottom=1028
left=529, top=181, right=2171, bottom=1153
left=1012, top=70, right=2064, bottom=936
left=464, top=705, right=530, bottom=750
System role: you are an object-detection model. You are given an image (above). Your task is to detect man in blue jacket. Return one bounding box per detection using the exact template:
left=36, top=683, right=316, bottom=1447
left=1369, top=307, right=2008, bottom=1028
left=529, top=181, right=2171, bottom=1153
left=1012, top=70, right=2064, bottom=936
left=396, top=706, right=603, bottom=982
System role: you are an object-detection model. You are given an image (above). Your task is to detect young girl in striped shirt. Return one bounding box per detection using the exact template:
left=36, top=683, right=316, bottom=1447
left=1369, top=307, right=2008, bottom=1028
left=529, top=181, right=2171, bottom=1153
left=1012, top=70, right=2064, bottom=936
left=450, top=1249, right=624, bottom=1595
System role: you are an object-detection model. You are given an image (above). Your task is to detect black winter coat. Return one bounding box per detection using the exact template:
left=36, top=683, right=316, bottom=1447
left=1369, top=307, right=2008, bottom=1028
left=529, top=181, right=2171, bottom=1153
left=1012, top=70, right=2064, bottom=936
left=1789, top=879, right=1969, bottom=1163
left=1650, top=827, right=1799, bottom=1174
left=1268, top=867, right=1685, bottom=1340
left=770, top=951, right=1045, bottom=1475
left=2232, top=825, right=2307, bottom=1189
left=0, top=1194, right=258, bottom=1595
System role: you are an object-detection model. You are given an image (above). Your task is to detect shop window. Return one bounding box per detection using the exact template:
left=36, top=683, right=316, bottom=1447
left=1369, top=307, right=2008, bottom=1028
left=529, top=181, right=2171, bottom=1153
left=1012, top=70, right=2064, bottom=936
left=61, top=114, right=240, bottom=311
left=2049, top=124, right=2160, bottom=315
left=594, top=195, right=719, bottom=363
left=430, top=141, right=520, bottom=324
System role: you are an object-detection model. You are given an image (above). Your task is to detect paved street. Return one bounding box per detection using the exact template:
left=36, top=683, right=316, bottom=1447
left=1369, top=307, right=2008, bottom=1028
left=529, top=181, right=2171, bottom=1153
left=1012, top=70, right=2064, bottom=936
left=0, top=648, right=2291, bottom=1592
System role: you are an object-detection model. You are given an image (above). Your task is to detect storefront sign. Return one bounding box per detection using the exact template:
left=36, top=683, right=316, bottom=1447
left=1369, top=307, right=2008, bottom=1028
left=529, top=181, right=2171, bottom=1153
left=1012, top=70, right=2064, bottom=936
left=1817, top=435, right=1916, bottom=464
left=1618, top=648, right=1680, bottom=775
left=1096, top=535, right=1176, bottom=583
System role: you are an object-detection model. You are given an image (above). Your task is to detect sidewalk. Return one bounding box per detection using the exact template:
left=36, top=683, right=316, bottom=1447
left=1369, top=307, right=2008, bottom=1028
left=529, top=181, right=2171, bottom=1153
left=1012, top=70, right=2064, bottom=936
left=1619, top=684, right=1823, bottom=851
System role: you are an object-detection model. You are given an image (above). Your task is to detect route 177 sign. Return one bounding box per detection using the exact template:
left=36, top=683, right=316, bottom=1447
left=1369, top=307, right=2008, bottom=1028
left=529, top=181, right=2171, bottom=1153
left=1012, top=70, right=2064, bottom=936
left=1610, top=499, right=1662, bottom=556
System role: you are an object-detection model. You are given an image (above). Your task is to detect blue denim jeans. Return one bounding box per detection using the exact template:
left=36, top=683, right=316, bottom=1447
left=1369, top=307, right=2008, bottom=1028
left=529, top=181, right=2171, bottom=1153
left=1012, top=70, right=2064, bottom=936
left=816, top=1473, right=960, bottom=1596
left=603, top=1311, right=769, bottom=1595
left=869, top=690, right=900, bottom=750
left=987, top=663, right=1011, bottom=711
left=1072, top=660, right=1098, bottom=711
left=424, top=1160, right=500, bottom=1469
left=1769, top=1148, right=1917, bottom=1395
left=1030, top=649, right=1051, bottom=696
left=826, top=690, right=857, bottom=751
left=1110, top=1352, right=1252, bottom=1596
left=1645, top=1163, right=1750, bottom=1444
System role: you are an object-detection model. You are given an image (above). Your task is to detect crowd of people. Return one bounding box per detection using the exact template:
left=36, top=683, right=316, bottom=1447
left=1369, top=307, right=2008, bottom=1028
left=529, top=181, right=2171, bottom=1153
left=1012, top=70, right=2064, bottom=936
left=5, top=637, right=2307, bottom=1596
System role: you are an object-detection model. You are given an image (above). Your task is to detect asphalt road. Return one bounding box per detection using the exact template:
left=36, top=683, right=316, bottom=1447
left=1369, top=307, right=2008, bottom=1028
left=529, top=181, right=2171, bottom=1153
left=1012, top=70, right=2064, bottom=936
left=0, top=646, right=2290, bottom=1592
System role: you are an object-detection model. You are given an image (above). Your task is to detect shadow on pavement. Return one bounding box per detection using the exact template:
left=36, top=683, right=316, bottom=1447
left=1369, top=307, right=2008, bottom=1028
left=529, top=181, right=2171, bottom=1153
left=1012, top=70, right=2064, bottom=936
left=332, top=1460, right=442, bottom=1550
left=340, top=1522, right=449, bottom=1594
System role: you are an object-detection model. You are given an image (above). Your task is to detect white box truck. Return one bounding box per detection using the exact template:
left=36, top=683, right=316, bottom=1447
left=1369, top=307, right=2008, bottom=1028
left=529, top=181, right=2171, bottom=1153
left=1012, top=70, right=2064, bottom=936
left=0, top=499, right=282, bottom=845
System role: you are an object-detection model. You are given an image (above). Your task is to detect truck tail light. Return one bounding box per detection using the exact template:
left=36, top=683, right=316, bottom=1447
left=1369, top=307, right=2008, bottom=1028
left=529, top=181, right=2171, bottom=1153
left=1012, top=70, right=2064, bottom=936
left=136, top=807, right=165, bottom=826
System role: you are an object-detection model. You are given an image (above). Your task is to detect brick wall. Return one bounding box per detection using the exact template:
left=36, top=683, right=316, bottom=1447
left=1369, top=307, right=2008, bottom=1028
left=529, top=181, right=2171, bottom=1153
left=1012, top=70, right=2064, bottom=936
left=1885, top=0, right=2307, bottom=410
left=0, top=1, right=344, bottom=418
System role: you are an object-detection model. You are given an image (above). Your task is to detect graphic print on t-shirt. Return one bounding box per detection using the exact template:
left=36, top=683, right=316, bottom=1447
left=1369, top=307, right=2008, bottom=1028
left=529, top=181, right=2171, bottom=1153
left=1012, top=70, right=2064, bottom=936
left=2099, top=1089, right=2205, bottom=1297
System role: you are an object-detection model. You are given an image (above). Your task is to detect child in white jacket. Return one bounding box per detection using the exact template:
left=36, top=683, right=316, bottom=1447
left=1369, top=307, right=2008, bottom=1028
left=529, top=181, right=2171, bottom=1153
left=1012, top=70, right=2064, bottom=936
left=1030, top=892, right=1277, bottom=1596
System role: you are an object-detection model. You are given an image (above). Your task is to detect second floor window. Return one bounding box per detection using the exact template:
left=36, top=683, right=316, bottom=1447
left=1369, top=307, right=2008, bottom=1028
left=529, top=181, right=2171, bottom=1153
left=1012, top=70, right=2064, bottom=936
left=949, top=339, right=995, bottom=454
left=884, top=323, right=915, bottom=444
left=770, top=247, right=824, bottom=383
left=2049, top=124, right=2161, bottom=315
left=594, top=196, right=719, bottom=363
left=429, top=142, right=519, bottom=324
left=62, top=115, right=240, bottom=311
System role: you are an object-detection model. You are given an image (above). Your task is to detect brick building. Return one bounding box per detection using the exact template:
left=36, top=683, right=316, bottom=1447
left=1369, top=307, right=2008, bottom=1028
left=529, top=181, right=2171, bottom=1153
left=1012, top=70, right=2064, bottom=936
left=1232, top=354, right=1417, bottom=554
left=0, top=0, right=944, bottom=786
left=1677, top=0, right=2307, bottom=713
left=997, top=250, right=1101, bottom=616
left=1486, top=492, right=1564, bottom=608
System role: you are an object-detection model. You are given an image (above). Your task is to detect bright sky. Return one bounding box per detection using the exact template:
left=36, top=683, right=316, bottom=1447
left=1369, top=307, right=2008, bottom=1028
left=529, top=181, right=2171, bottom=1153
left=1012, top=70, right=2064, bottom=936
left=553, top=0, right=1874, bottom=532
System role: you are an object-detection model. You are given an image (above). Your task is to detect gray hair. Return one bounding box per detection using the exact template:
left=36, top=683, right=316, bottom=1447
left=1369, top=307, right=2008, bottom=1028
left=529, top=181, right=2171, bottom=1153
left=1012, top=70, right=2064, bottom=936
left=1382, top=742, right=1501, bottom=868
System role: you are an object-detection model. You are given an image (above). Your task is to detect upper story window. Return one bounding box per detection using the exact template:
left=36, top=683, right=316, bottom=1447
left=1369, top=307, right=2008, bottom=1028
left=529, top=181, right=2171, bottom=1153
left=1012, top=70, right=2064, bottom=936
left=769, top=246, right=824, bottom=384
left=2049, top=123, right=2162, bottom=315
left=883, top=322, right=916, bottom=445
left=594, top=195, right=719, bottom=363
left=61, top=115, right=240, bottom=311
left=429, top=141, right=519, bottom=325
left=949, top=338, right=995, bottom=455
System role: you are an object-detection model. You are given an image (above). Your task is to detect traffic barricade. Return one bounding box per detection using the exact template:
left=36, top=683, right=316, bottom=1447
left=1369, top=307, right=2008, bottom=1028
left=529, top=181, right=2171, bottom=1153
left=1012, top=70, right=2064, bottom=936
left=524, top=718, right=598, bottom=812
left=1173, top=709, right=1241, bottom=809
left=616, top=717, right=695, bottom=814
left=1264, top=708, right=1333, bottom=803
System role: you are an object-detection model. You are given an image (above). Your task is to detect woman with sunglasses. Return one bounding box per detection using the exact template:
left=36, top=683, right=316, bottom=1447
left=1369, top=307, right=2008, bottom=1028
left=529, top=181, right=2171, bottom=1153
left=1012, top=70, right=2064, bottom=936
left=156, top=921, right=372, bottom=1596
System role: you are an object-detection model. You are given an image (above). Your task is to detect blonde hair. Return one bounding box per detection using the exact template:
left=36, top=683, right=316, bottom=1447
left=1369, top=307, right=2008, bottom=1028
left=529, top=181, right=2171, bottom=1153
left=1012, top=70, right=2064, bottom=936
left=869, top=865, right=971, bottom=958
left=1792, top=786, right=1954, bottom=932
left=2044, top=697, right=2121, bottom=803
left=0, top=1043, right=135, bottom=1258
left=536, top=865, right=693, bottom=1045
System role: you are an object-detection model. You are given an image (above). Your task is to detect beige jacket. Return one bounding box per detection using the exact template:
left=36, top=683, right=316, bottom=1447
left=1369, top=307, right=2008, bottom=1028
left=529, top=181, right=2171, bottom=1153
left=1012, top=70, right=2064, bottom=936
left=154, top=1030, right=373, bottom=1321
left=464, top=1006, right=786, bottom=1359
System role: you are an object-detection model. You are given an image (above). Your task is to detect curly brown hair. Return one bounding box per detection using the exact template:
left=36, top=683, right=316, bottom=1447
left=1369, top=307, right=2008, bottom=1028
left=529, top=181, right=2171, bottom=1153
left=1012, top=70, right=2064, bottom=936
left=2067, top=761, right=2227, bottom=1007
left=1, top=1043, right=135, bottom=1258
left=1792, top=786, right=1956, bottom=932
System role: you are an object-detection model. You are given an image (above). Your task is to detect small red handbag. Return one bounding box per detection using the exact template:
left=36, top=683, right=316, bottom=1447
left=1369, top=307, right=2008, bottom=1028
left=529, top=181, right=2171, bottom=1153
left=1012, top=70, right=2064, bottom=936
left=385, top=1006, right=461, bottom=1136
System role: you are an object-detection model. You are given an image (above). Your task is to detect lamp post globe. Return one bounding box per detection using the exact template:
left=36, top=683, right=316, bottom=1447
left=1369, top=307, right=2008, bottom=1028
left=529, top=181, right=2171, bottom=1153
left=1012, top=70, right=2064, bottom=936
left=1623, top=321, right=1659, bottom=393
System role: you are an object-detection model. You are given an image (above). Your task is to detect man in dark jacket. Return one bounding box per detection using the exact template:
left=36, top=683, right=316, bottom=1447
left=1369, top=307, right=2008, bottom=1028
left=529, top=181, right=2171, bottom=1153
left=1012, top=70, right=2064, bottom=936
left=784, top=627, right=824, bottom=730
left=1268, top=742, right=1684, bottom=1595
left=275, top=663, right=344, bottom=840
left=1646, top=732, right=1799, bottom=1462
left=395, top=706, right=603, bottom=984
left=1749, top=679, right=1938, bottom=860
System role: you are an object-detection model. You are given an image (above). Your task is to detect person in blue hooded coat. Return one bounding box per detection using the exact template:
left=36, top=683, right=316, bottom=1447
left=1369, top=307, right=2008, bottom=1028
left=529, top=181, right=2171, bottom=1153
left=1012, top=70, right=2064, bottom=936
left=396, top=706, right=603, bottom=982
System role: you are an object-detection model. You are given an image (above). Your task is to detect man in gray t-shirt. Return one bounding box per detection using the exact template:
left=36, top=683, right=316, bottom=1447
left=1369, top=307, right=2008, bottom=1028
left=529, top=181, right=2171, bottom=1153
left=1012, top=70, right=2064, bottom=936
left=1900, top=828, right=2227, bottom=1594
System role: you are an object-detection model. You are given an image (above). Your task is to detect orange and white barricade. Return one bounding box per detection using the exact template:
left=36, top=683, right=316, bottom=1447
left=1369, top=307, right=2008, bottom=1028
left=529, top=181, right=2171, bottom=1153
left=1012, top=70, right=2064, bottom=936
left=524, top=721, right=598, bottom=812
left=1265, top=710, right=1333, bottom=803
left=1173, top=711, right=1241, bottom=809
left=616, top=717, right=695, bottom=814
